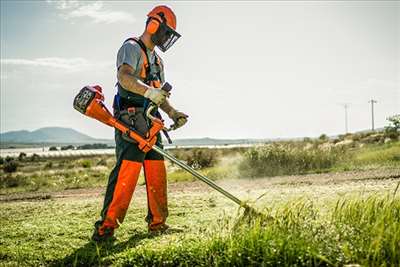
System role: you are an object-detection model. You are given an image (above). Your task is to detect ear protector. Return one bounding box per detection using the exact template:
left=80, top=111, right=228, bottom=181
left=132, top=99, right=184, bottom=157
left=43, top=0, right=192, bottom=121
left=146, top=18, right=160, bottom=34
left=146, top=12, right=165, bottom=34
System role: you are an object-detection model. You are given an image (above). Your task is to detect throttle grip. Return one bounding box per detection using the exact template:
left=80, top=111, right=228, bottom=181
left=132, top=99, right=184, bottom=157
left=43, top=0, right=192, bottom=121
left=161, top=82, right=172, bottom=93
left=146, top=82, right=178, bottom=131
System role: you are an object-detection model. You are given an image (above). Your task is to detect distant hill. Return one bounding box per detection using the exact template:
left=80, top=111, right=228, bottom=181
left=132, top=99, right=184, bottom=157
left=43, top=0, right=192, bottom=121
left=0, top=127, right=106, bottom=144
left=0, top=127, right=271, bottom=148
left=0, top=126, right=391, bottom=150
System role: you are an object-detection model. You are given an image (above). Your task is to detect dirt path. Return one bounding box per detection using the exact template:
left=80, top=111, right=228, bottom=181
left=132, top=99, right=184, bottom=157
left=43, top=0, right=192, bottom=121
left=1, top=168, right=399, bottom=202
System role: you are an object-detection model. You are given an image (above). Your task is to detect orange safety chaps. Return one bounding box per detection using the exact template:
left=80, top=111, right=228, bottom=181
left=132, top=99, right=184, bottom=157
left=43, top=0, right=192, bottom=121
left=96, top=131, right=167, bottom=236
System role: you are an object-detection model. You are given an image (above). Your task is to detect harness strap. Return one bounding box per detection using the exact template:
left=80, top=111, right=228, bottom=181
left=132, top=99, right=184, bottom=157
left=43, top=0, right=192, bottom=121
left=115, top=38, right=171, bottom=144
left=124, top=37, right=162, bottom=86
left=115, top=37, right=162, bottom=111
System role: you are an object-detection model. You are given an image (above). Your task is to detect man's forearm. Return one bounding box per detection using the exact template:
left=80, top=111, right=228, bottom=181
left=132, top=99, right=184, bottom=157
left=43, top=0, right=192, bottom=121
left=160, top=99, right=175, bottom=116
left=118, top=71, right=150, bottom=96
left=118, top=65, right=169, bottom=106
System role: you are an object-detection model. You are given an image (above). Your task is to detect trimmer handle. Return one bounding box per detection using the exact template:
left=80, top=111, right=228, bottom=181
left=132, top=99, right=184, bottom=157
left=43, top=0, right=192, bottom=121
left=161, top=82, right=172, bottom=93
left=146, top=82, right=176, bottom=131
left=159, top=82, right=180, bottom=131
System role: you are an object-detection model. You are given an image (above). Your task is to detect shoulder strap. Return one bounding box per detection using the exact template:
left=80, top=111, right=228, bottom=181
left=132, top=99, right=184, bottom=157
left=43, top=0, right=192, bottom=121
left=124, top=37, right=150, bottom=69
left=123, top=38, right=162, bottom=86
left=154, top=52, right=162, bottom=66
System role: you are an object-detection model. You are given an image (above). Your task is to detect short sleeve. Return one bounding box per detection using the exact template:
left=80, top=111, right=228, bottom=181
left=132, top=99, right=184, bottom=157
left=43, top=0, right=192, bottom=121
left=116, top=41, right=142, bottom=70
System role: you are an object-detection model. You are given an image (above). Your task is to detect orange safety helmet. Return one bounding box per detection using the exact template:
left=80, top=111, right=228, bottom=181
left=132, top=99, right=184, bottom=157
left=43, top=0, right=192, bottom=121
left=147, top=5, right=177, bottom=32
left=146, top=5, right=181, bottom=52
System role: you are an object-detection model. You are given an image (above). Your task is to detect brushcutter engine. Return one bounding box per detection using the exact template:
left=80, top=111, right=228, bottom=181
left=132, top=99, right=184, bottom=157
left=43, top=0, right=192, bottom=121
left=73, top=85, right=102, bottom=115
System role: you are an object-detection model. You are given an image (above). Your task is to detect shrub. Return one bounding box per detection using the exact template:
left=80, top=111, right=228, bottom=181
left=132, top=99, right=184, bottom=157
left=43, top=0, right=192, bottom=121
left=49, top=146, right=58, bottom=151
left=30, top=154, right=40, bottom=162
left=61, top=145, right=75, bottom=151
left=384, top=114, right=400, bottom=140
left=0, top=174, right=26, bottom=188
left=363, top=133, right=384, bottom=144
left=3, top=160, right=18, bottom=173
left=188, top=149, right=218, bottom=169
left=18, top=152, right=27, bottom=161
left=97, top=158, right=108, bottom=166
left=319, top=134, right=328, bottom=141
left=77, top=143, right=109, bottom=150
left=239, top=143, right=346, bottom=178
left=171, top=148, right=219, bottom=169
left=81, top=160, right=92, bottom=168
left=0, top=157, right=3, bottom=165
left=351, top=133, right=362, bottom=142
left=44, top=161, right=53, bottom=169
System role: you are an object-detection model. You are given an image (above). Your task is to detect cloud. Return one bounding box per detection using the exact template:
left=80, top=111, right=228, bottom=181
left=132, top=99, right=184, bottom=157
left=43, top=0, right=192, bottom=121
left=1, top=57, right=112, bottom=72
left=47, top=0, right=135, bottom=24
left=46, top=0, right=80, bottom=10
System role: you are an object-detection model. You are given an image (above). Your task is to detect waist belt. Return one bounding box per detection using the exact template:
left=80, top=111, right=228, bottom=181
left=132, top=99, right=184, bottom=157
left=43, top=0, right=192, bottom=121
left=113, top=92, right=172, bottom=144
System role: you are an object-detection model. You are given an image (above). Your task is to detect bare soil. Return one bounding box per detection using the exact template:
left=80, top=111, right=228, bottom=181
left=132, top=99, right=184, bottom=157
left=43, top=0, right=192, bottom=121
left=1, top=168, right=399, bottom=202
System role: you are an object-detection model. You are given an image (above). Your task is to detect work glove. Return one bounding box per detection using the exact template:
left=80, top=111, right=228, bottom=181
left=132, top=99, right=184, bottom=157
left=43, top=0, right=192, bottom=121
left=144, top=88, right=169, bottom=106
left=168, top=109, right=188, bottom=130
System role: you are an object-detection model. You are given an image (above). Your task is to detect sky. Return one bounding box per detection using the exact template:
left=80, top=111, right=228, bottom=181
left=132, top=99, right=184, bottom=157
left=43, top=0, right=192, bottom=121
left=1, top=0, right=399, bottom=140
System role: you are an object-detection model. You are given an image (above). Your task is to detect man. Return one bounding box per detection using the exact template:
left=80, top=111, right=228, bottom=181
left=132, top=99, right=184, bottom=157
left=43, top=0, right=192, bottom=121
left=92, top=5, right=188, bottom=242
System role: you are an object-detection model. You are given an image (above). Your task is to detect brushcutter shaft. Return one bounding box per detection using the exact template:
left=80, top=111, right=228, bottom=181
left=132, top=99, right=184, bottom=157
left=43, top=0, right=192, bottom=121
left=74, top=85, right=248, bottom=209
left=151, top=145, right=244, bottom=206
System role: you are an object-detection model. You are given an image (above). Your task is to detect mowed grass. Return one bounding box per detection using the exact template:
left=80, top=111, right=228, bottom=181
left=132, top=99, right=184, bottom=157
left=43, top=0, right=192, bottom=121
left=1, top=176, right=399, bottom=266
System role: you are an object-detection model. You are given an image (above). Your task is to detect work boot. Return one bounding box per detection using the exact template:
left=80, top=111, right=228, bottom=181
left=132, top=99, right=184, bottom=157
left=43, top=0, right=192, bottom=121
left=148, top=223, right=169, bottom=235
left=91, top=222, right=115, bottom=243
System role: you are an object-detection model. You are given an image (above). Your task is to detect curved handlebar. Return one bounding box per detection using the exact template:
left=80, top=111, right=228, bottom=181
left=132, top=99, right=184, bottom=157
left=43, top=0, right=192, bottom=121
left=145, top=82, right=176, bottom=131
left=146, top=104, right=177, bottom=132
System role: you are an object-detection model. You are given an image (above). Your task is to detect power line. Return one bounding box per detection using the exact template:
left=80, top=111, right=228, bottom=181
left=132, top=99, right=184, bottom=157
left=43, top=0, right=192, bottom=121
left=368, top=99, right=378, bottom=131
left=340, top=103, right=350, bottom=133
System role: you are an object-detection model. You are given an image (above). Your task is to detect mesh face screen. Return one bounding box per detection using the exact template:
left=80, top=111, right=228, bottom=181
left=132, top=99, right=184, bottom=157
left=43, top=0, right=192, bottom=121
left=153, top=23, right=181, bottom=52
left=160, top=34, right=180, bottom=52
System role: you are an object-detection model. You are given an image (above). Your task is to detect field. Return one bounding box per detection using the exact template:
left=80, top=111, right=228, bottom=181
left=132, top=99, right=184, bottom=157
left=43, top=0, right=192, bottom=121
left=1, top=137, right=399, bottom=266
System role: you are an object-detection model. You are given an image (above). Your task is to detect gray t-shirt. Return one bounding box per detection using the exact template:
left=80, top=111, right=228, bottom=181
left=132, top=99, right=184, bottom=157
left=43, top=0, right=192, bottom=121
left=116, top=40, right=165, bottom=83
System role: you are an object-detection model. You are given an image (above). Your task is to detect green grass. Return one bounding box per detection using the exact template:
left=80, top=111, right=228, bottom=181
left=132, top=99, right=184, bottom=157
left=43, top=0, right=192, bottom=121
left=239, top=141, right=400, bottom=178
left=119, top=194, right=399, bottom=267
left=0, top=176, right=399, bottom=266
left=1, top=142, right=399, bottom=194
left=335, top=141, right=400, bottom=172
left=0, top=152, right=240, bottom=194
left=239, top=143, right=347, bottom=178
left=352, top=142, right=400, bottom=165
left=0, top=156, right=112, bottom=194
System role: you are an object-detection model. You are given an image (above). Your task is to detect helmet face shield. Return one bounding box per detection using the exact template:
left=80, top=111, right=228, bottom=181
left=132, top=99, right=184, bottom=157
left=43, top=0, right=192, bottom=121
left=151, top=23, right=181, bottom=52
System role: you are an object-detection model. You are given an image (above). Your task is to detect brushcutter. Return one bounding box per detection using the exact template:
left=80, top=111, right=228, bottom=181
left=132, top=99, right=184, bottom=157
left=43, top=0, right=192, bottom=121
left=73, top=84, right=264, bottom=217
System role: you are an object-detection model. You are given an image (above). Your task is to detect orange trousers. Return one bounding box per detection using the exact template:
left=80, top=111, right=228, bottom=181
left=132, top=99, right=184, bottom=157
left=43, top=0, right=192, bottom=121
left=98, top=160, right=168, bottom=235
left=96, top=131, right=167, bottom=235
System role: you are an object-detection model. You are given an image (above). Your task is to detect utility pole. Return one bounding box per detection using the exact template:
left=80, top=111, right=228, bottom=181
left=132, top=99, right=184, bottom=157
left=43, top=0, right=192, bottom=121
left=340, top=103, right=350, bottom=133
left=369, top=99, right=377, bottom=131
